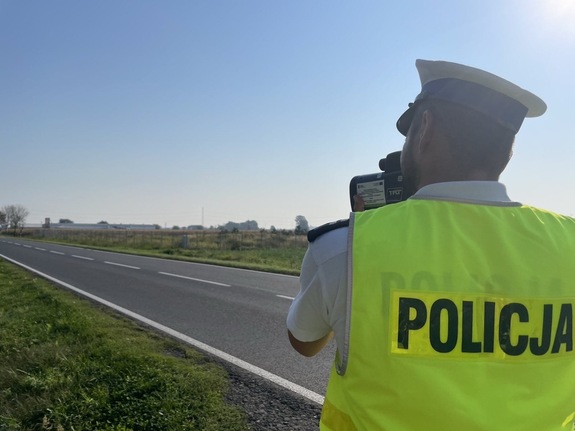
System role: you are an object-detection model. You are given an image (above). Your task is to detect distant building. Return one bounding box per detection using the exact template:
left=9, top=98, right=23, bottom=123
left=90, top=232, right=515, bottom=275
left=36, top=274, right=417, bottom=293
left=219, top=220, right=259, bottom=231
left=187, top=225, right=204, bottom=230
left=48, top=223, right=158, bottom=230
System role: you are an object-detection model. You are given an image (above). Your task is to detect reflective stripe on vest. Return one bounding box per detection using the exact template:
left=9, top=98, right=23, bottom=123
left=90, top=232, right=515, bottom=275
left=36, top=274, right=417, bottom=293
left=321, top=199, right=575, bottom=431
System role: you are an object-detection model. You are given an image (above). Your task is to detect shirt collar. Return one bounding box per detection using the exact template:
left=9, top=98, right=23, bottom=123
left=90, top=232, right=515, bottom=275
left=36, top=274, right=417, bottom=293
left=412, top=181, right=517, bottom=205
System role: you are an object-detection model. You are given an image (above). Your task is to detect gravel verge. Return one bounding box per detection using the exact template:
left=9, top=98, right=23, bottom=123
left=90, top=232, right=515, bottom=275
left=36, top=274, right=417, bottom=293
left=223, top=362, right=322, bottom=431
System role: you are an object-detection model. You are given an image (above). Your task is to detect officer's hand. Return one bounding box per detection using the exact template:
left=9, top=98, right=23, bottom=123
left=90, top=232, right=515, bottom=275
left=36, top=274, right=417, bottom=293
left=353, top=195, right=365, bottom=212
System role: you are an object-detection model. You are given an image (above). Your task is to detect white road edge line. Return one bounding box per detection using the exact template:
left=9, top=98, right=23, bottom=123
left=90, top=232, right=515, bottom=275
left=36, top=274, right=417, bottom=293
left=158, top=271, right=231, bottom=287
left=104, top=261, right=140, bottom=270
left=72, top=255, right=94, bottom=261
left=276, top=295, right=294, bottom=300
left=50, top=251, right=65, bottom=255
left=0, top=254, right=324, bottom=405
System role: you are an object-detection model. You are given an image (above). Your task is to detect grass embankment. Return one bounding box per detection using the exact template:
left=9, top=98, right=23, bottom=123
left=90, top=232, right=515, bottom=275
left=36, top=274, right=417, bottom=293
left=0, top=259, right=248, bottom=431
left=28, top=229, right=309, bottom=275
left=95, top=247, right=306, bottom=276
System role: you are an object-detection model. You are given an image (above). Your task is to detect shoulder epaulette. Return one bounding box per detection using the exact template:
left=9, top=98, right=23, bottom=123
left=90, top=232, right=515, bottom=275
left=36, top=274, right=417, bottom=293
left=307, top=218, right=350, bottom=243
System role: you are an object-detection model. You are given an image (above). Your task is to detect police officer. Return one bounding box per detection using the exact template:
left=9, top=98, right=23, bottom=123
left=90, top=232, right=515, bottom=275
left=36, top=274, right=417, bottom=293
left=287, top=59, right=575, bottom=430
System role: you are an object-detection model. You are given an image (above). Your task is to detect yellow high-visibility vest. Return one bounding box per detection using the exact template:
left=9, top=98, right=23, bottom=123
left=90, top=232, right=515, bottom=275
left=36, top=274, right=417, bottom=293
left=321, top=199, right=575, bottom=431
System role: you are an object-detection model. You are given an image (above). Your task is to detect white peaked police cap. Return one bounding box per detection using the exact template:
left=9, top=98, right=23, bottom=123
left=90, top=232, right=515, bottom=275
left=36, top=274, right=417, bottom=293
left=396, top=59, right=547, bottom=136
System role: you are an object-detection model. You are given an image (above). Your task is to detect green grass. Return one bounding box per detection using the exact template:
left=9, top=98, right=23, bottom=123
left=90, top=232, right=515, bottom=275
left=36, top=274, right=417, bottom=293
left=0, top=259, right=248, bottom=431
left=151, top=247, right=306, bottom=275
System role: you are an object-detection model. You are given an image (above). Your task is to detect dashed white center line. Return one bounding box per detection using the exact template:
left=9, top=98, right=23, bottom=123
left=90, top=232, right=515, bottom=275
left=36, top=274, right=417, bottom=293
left=158, top=271, right=231, bottom=287
left=50, top=251, right=65, bottom=255
left=23, top=245, right=32, bottom=248
left=277, top=295, right=294, bottom=300
left=104, top=261, right=140, bottom=270
left=35, top=247, right=46, bottom=251
left=72, top=255, right=94, bottom=261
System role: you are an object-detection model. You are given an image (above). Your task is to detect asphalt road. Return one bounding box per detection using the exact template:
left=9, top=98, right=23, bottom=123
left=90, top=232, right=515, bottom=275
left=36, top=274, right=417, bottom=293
left=0, top=237, right=334, bottom=402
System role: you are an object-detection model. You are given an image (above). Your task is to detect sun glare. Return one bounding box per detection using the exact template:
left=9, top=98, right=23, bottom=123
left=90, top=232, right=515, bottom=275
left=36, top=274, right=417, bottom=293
left=540, top=0, right=575, bottom=38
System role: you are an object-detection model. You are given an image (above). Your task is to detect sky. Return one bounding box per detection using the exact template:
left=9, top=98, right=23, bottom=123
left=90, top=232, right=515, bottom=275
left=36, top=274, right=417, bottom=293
left=1, top=1, right=575, bottom=229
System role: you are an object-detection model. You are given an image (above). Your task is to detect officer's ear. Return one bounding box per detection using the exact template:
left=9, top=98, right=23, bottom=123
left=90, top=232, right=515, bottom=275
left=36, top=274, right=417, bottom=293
left=416, top=109, right=436, bottom=155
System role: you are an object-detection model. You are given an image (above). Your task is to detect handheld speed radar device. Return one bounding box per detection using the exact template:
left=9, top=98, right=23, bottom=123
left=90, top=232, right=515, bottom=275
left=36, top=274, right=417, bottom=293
left=349, top=151, right=408, bottom=210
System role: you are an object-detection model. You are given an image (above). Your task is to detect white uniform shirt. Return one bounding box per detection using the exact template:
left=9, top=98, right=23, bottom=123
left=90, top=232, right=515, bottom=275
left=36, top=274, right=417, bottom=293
left=286, top=181, right=518, bottom=355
